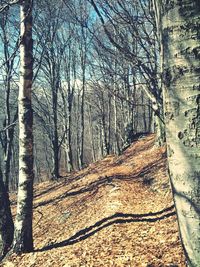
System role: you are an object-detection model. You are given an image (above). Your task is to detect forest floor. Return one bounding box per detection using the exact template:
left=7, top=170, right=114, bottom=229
left=2, top=134, right=186, bottom=267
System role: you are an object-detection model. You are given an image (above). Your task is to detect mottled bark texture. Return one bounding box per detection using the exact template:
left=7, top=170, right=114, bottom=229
left=0, top=171, right=14, bottom=259
left=12, top=0, right=34, bottom=253
left=162, top=1, right=200, bottom=266
left=154, top=114, right=166, bottom=146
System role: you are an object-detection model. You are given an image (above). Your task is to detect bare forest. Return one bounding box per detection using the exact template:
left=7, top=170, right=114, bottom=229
left=0, top=0, right=199, bottom=266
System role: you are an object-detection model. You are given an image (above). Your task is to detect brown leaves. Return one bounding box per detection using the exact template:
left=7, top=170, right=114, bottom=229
left=3, top=135, right=186, bottom=267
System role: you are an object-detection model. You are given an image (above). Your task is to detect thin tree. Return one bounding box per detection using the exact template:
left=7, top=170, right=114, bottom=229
left=12, top=0, right=34, bottom=253
left=0, top=168, right=14, bottom=259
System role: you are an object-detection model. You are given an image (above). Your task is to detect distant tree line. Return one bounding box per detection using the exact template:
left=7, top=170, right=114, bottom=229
left=0, top=0, right=155, bottom=189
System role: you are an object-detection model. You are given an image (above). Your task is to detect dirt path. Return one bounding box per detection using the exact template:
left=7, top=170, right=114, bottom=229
left=2, top=135, right=186, bottom=267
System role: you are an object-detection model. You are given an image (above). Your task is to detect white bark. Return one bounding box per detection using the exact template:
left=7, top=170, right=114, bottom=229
left=12, top=0, right=34, bottom=253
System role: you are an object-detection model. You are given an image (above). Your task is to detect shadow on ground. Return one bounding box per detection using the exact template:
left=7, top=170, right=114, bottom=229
left=35, top=157, right=165, bottom=209
left=36, top=205, right=175, bottom=252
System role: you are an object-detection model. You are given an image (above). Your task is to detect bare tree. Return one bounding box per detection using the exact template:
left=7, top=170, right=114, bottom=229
left=0, top=167, right=14, bottom=259
left=0, top=5, right=19, bottom=191
left=12, top=0, right=34, bottom=253
left=88, top=0, right=164, bottom=144
left=162, top=0, right=200, bottom=266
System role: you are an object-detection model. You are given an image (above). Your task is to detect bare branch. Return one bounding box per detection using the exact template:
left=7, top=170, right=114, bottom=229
left=0, top=0, right=21, bottom=13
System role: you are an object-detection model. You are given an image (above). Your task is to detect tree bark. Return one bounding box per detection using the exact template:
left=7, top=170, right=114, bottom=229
left=79, top=41, right=86, bottom=168
left=51, top=79, right=61, bottom=179
left=88, top=105, right=96, bottom=162
left=3, top=109, right=17, bottom=192
left=154, top=113, right=165, bottom=146
left=12, top=0, right=34, bottom=253
left=0, top=169, right=14, bottom=259
left=163, top=1, right=200, bottom=266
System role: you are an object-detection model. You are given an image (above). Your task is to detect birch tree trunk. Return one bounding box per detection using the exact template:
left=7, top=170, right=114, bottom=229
left=162, top=1, right=200, bottom=266
left=12, top=0, right=34, bottom=253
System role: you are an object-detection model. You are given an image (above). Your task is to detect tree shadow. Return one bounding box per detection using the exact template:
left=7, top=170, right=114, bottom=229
left=35, top=205, right=175, bottom=252
left=34, top=158, right=165, bottom=209
left=34, top=175, right=116, bottom=208
left=34, top=183, right=65, bottom=199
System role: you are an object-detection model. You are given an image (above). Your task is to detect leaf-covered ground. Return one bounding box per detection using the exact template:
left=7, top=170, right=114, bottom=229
left=2, top=134, right=186, bottom=266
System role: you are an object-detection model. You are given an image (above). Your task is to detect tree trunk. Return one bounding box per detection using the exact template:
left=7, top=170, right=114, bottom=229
left=51, top=79, right=61, bottom=179
left=152, top=0, right=166, bottom=147
left=80, top=83, right=85, bottom=168
left=102, top=112, right=109, bottom=155
left=12, top=0, right=34, bottom=253
left=107, top=94, right=112, bottom=154
left=3, top=73, right=11, bottom=192
left=63, top=107, right=72, bottom=173
left=141, top=91, right=147, bottom=132
left=113, top=94, right=120, bottom=154
left=1, top=16, right=17, bottom=191
left=67, top=100, right=74, bottom=171
left=52, top=136, right=60, bottom=179
left=0, top=169, right=14, bottom=259
left=79, top=55, right=86, bottom=168
left=163, top=1, right=200, bottom=266
left=154, top=114, right=165, bottom=146
left=60, top=81, right=74, bottom=172
left=3, top=134, right=12, bottom=191
left=3, top=109, right=17, bottom=192
left=88, top=105, right=96, bottom=162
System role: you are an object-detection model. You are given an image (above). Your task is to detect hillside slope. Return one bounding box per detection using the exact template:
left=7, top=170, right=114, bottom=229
left=2, top=134, right=186, bottom=267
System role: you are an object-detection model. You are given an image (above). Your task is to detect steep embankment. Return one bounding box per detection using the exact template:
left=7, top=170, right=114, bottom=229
left=2, top=134, right=186, bottom=267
